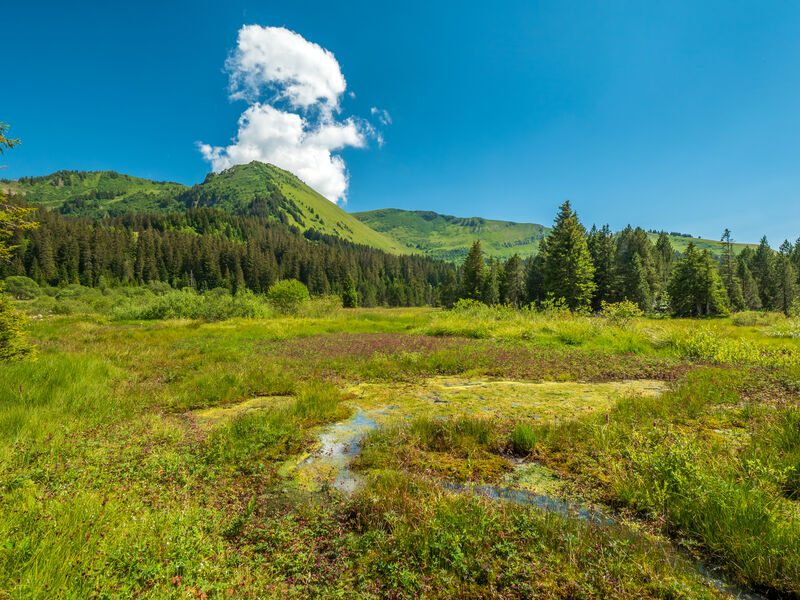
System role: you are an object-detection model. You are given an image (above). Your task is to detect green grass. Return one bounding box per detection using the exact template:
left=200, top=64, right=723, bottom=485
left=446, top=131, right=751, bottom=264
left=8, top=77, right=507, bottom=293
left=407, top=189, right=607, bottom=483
left=2, top=301, right=800, bottom=596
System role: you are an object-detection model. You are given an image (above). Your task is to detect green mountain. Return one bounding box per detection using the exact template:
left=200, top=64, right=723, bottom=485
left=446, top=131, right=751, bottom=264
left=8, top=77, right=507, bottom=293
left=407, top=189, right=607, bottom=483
left=2, top=162, right=407, bottom=254
left=3, top=163, right=756, bottom=261
left=181, top=163, right=407, bottom=253
left=354, top=208, right=755, bottom=261
left=353, top=208, right=549, bottom=261
left=1, top=170, right=186, bottom=214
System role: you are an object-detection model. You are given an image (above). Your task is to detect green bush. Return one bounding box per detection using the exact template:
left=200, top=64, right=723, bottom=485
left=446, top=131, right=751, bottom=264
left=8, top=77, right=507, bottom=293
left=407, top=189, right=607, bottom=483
left=112, top=289, right=272, bottom=321
left=2, top=276, right=41, bottom=300
left=0, top=289, right=33, bottom=361
left=266, top=279, right=310, bottom=314
left=601, top=300, right=643, bottom=327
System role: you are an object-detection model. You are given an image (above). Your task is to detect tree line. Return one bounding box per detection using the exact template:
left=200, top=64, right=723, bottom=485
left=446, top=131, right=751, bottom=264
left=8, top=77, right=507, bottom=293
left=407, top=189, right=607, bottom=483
left=0, top=208, right=455, bottom=307
left=3, top=194, right=800, bottom=316
left=454, top=201, right=800, bottom=317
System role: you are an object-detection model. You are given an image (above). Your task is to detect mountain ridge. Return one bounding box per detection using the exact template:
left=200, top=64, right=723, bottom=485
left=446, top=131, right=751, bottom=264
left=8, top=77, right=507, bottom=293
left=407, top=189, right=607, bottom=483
left=3, top=162, right=756, bottom=260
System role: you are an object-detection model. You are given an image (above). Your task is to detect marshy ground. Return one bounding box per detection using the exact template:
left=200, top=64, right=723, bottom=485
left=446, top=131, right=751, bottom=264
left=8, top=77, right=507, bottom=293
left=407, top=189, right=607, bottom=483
left=2, top=303, right=800, bottom=597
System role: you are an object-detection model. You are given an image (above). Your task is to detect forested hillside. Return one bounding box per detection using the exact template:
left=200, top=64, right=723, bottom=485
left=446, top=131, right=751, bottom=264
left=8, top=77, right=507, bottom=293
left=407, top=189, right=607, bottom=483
left=0, top=208, right=452, bottom=307
left=355, top=208, right=755, bottom=261
left=354, top=208, right=549, bottom=261
left=2, top=162, right=407, bottom=254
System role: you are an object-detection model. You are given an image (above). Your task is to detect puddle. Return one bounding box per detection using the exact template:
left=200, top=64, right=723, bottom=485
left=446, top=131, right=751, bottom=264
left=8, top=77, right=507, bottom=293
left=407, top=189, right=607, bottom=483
left=442, top=481, right=613, bottom=525
left=282, top=378, right=761, bottom=598
left=291, top=409, right=379, bottom=493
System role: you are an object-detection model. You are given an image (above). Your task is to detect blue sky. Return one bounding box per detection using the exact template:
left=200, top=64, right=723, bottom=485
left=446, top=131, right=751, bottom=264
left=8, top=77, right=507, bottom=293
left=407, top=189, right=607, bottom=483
left=3, top=1, right=800, bottom=243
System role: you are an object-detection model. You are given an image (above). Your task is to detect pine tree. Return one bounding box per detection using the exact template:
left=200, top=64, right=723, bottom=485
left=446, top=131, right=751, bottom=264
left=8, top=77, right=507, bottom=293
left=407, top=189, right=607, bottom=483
left=614, top=226, right=656, bottom=308
left=775, top=242, right=798, bottom=315
left=500, top=254, right=526, bottom=307
left=541, top=201, right=596, bottom=310
left=653, top=232, right=675, bottom=291
left=720, top=229, right=745, bottom=311
left=751, top=237, right=776, bottom=310
left=587, top=224, right=616, bottom=310
left=737, top=258, right=762, bottom=310
left=461, top=241, right=486, bottom=301
left=627, top=254, right=652, bottom=311
left=524, top=254, right=545, bottom=304
left=668, top=243, right=729, bottom=317
left=481, top=258, right=500, bottom=305
left=342, top=274, right=359, bottom=308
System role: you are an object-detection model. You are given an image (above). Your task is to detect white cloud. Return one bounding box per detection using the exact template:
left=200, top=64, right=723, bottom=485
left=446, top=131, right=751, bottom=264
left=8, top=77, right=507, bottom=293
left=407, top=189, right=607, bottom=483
left=199, top=103, right=365, bottom=202
left=227, top=25, right=346, bottom=112
left=370, top=107, right=392, bottom=126
left=200, top=25, right=388, bottom=204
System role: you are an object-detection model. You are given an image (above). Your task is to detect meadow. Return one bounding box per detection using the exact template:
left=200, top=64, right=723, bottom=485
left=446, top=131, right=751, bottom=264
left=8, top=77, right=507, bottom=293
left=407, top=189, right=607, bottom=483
left=2, top=288, right=800, bottom=598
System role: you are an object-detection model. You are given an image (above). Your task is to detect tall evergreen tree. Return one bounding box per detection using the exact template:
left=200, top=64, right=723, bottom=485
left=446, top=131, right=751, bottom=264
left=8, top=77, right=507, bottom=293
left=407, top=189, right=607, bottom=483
left=668, top=243, right=729, bottom=317
left=587, top=224, right=616, bottom=310
left=614, top=226, right=657, bottom=309
left=751, top=237, right=777, bottom=310
left=775, top=241, right=798, bottom=315
left=461, top=241, right=486, bottom=301
left=737, top=257, right=762, bottom=310
left=719, top=229, right=745, bottom=311
left=500, top=254, right=526, bottom=307
left=653, top=232, right=675, bottom=291
left=481, top=257, right=501, bottom=305
left=541, top=201, right=596, bottom=310
left=524, top=254, right=545, bottom=304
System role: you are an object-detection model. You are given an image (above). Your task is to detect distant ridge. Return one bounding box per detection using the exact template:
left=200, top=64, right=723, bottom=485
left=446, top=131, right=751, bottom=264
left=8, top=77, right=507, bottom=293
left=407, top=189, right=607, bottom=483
left=3, top=162, right=756, bottom=261
left=354, top=208, right=754, bottom=261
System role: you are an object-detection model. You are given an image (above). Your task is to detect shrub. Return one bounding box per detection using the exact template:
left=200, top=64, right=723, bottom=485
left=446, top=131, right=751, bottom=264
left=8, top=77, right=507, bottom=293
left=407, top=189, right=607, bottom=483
left=0, top=288, right=33, bottom=361
left=601, top=300, right=643, bottom=327
left=146, top=280, right=172, bottom=296
left=3, top=276, right=40, bottom=300
left=266, top=279, right=310, bottom=314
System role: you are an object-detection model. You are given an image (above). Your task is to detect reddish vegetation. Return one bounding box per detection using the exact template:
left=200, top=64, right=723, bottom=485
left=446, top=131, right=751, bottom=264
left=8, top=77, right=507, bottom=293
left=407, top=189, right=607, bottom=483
left=263, top=333, right=465, bottom=359
left=259, top=332, right=691, bottom=383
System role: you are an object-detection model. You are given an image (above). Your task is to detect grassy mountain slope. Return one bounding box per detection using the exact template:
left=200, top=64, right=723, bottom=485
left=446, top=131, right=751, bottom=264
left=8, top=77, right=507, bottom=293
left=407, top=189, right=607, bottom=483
left=3, top=162, right=407, bottom=254
left=356, top=208, right=755, bottom=261
left=1, top=170, right=186, bottom=215
left=353, top=208, right=548, bottom=261
left=186, top=163, right=408, bottom=253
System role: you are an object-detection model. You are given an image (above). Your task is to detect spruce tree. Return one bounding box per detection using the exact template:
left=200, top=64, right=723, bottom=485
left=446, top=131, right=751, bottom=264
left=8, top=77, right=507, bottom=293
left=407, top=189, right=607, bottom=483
left=614, top=226, right=657, bottom=308
left=668, top=243, right=729, bottom=317
left=482, top=258, right=501, bottom=305
left=719, top=229, right=745, bottom=311
left=737, top=258, right=762, bottom=310
left=461, top=241, right=486, bottom=301
left=587, top=224, right=616, bottom=310
left=524, top=254, right=545, bottom=304
left=500, top=254, right=526, bottom=307
left=751, top=237, right=777, bottom=310
left=775, top=242, right=798, bottom=315
left=541, top=201, right=596, bottom=310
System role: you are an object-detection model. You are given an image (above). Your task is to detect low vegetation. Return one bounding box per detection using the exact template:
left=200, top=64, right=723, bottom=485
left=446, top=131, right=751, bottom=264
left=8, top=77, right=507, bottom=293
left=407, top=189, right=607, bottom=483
left=1, top=297, right=799, bottom=597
